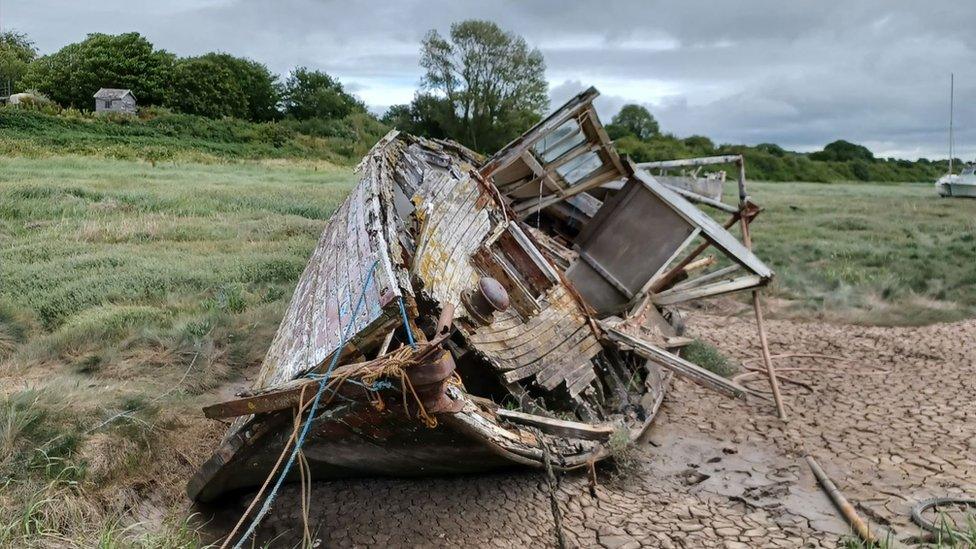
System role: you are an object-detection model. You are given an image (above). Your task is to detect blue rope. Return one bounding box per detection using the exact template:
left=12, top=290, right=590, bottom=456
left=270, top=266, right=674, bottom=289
left=231, top=260, right=380, bottom=549
left=397, top=296, right=417, bottom=349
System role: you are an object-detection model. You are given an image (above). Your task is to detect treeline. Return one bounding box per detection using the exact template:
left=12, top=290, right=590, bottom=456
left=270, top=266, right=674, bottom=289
left=0, top=26, right=956, bottom=181
left=2, top=31, right=367, bottom=125
left=607, top=105, right=950, bottom=183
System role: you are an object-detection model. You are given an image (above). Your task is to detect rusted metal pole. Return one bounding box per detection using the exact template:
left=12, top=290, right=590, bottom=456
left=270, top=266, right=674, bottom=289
left=737, top=158, right=788, bottom=421
left=806, top=456, right=877, bottom=545
left=436, top=303, right=456, bottom=336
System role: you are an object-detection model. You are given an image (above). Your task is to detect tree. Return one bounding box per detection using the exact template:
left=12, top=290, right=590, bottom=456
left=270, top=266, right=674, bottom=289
left=683, top=135, right=715, bottom=153
left=197, top=53, right=280, bottom=121
left=755, top=143, right=786, bottom=157
left=281, top=67, right=364, bottom=120
left=20, top=32, right=175, bottom=108
left=810, top=140, right=874, bottom=162
left=0, top=31, right=37, bottom=90
left=381, top=94, right=453, bottom=139
left=607, top=104, right=659, bottom=140
left=167, top=56, right=247, bottom=118
left=415, top=20, right=548, bottom=152
left=380, top=104, right=412, bottom=128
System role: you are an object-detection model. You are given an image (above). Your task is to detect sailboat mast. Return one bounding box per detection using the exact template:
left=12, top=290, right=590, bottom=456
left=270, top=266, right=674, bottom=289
left=949, top=72, right=954, bottom=176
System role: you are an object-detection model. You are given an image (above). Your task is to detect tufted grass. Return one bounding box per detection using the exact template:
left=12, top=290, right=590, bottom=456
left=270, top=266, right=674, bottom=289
left=0, top=155, right=357, bottom=546
left=734, top=180, right=976, bottom=325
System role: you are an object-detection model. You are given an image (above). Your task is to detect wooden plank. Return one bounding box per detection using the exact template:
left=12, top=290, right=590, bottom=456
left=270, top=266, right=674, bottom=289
left=602, top=324, right=748, bottom=399
left=652, top=274, right=763, bottom=305
left=636, top=155, right=742, bottom=169
left=533, top=328, right=599, bottom=388
left=669, top=264, right=741, bottom=292
left=559, top=358, right=593, bottom=388
left=512, top=166, right=622, bottom=218
left=660, top=184, right=738, bottom=214
left=495, top=409, right=614, bottom=442
left=499, top=318, right=596, bottom=381
left=567, top=366, right=597, bottom=397
left=519, top=150, right=563, bottom=193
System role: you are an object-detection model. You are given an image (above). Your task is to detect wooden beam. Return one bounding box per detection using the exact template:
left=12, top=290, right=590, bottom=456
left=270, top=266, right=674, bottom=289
left=651, top=274, right=763, bottom=305
left=512, top=166, right=621, bottom=217
left=204, top=379, right=317, bottom=419
left=660, top=184, right=739, bottom=213
left=669, top=264, right=741, bottom=292
left=601, top=324, right=748, bottom=399
left=519, top=151, right=563, bottom=192
left=637, top=155, right=743, bottom=170
left=496, top=408, right=614, bottom=441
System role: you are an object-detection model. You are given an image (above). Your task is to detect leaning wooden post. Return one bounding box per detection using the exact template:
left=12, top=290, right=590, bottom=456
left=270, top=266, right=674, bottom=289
left=737, top=157, right=788, bottom=421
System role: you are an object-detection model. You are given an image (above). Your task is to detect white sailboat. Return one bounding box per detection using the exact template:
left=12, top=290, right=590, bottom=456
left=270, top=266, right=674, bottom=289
left=936, top=73, right=976, bottom=197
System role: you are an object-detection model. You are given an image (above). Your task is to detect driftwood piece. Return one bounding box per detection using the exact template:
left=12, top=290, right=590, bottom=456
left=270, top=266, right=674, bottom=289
left=496, top=409, right=614, bottom=442
left=806, top=456, right=878, bottom=545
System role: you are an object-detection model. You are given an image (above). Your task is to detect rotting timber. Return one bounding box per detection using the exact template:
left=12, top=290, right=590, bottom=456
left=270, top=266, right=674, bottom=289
left=188, top=87, right=775, bottom=503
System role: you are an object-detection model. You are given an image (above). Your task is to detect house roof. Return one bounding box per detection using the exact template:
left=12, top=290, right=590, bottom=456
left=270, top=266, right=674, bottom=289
left=93, top=88, right=135, bottom=101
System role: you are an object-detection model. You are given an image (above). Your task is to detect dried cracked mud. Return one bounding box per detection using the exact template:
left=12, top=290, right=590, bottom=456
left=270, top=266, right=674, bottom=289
left=207, top=306, right=976, bottom=548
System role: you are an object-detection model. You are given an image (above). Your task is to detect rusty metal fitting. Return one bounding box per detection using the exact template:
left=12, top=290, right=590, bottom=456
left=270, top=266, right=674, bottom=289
left=406, top=350, right=462, bottom=413
left=435, top=303, right=456, bottom=336
left=460, top=277, right=510, bottom=326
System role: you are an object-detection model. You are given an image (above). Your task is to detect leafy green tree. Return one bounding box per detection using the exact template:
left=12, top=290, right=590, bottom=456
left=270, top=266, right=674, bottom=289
left=381, top=94, right=454, bottom=139
left=197, top=53, right=280, bottom=121
left=683, top=135, right=714, bottom=154
left=415, top=20, right=548, bottom=152
left=607, top=104, right=659, bottom=140
left=166, top=56, right=246, bottom=118
left=281, top=67, right=364, bottom=120
left=20, top=32, right=175, bottom=108
left=810, top=140, right=875, bottom=162
left=755, top=143, right=785, bottom=157
left=0, top=31, right=37, bottom=90
left=380, top=104, right=412, bottom=128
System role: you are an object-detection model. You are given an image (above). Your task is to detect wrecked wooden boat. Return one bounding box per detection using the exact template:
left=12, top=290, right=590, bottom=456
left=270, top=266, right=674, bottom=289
left=188, top=87, right=774, bottom=502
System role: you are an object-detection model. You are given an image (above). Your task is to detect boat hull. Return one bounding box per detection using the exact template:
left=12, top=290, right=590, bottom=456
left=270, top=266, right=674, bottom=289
left=939, top=182, right=976, bottom=198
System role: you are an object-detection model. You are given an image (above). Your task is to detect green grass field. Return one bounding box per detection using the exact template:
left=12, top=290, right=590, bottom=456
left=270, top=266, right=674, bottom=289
left=0, top=156, right=357, bottom=546
left=746, top=180, right=976, bottom=325
left=1, top=154, right=974, bottom=546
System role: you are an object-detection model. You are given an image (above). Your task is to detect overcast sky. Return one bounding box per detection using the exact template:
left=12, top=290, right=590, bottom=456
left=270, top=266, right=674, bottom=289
left=4, top=0, right=975, bottom=160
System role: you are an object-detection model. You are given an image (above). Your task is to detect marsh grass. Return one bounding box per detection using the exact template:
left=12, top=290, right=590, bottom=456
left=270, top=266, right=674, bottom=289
left=735, top=180, right=976, bottom=325
left=0, top=155, right=357, bottom=546
left=0, top=106, right=388, bottom=165
left=681, top=340, right=739, bottom=378
left=1, top=152, right=975, bottom=543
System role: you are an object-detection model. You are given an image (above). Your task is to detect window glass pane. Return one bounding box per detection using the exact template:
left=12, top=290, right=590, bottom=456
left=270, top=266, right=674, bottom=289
left=556, top=151, right=604, bottom=185
left=533, top=120, right=585, bottom=163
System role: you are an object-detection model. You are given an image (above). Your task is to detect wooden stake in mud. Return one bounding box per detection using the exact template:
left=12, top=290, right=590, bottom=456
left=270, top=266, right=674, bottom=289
left=737, top=159, right=788, bottom=421
left=805, top=456, right=877, bottom=545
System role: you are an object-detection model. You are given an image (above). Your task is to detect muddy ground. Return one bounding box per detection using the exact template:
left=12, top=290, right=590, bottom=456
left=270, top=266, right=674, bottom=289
left=202, top=304, right=976, bottom=548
